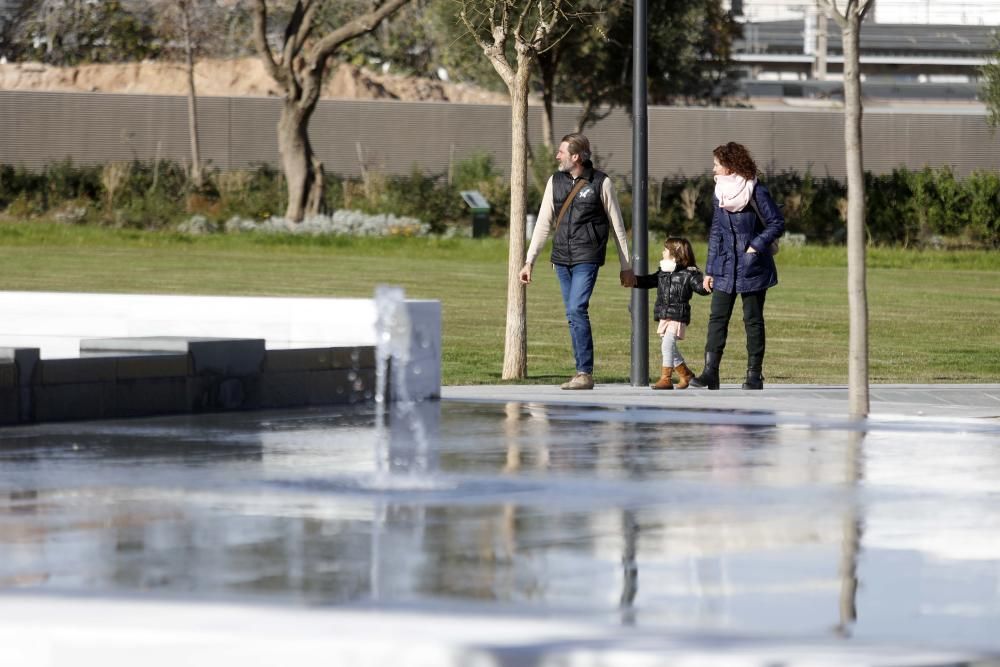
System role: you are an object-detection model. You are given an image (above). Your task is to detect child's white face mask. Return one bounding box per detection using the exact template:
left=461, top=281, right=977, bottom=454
left=660, top=249, right=676, bottom=273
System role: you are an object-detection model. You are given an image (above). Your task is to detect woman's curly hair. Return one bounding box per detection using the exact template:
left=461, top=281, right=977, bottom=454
left=713, top=142, right=758, bottom=180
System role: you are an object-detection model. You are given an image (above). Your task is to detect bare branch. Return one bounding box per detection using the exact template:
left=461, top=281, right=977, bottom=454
left=292, top=0, right=320, bottom=56
left=858, top=0, right=875, bottom=21
left=280, top=0, right=305, bottom=66
left=458, top=3, right=492, bottom=52
left=310, top=0, right=410, bottom=64
left=513, top=0, right=530, bottom=44
left=537, top=24, right=573, bottom=56
left=251, top=0, right=284, bottom=86
left=531, top=0, right=563, bottom=46
left=816, top=0, right=849, bottom=29
left=459, top=0, right=517, bottom=86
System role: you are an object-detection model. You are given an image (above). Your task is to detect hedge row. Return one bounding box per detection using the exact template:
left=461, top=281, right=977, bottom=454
left=1, top=158, right=997, bottom=247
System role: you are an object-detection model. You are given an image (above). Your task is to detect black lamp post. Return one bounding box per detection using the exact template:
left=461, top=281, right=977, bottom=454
left=630, top=0, right=649, bottom=386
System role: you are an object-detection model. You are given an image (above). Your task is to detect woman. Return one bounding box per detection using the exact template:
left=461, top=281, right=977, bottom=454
left=691, top=142, right=784, bottom=390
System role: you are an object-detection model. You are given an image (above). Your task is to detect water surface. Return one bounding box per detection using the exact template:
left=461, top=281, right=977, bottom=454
left=1, top=401, right=998, bottom=653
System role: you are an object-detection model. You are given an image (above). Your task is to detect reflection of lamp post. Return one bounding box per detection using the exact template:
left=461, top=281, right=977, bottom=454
left=630, top=0, right=649, bottom=386
left=619, top=437, right=642, bottom=625
left=620, top=508, right=639, bottom=625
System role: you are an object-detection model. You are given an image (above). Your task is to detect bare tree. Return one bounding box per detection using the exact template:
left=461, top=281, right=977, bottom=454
left=251, top=0, right=410, bottom=222
left=818, top=0, right=873, bottom=417
left=459, top=0, right=566, bottom=380
left=178, top=1, right=203, bottom=187
left=154, top=0, right=221, bottom=189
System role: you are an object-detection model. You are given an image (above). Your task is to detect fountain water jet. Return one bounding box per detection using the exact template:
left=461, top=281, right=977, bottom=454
left=371, top=285, right=438, bottom=489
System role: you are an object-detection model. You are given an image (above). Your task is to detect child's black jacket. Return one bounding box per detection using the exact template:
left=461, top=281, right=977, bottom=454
left=635, top=267, right=710, bottom=324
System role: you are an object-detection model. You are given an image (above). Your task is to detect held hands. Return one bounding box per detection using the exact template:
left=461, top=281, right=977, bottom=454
left=703, top=275, right=714, bottom=292
left=520, top=264, right=636, bottom=287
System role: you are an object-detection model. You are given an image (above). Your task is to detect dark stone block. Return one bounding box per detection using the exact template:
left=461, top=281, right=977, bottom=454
left=32, top=383, right=115, bottom=422
left=189, top=339, right=265, bottom=376
left=113, top=378, right=189, bottom=418
left=0, top=347, right=40, bottom=386
left=0, top=386, right=18, bottom=425
left=264, top=346, right=376, bottom=373
left=116, top=355, right=191, bottom=380
left=331, top=346, right=376, bottom=370
left=41, top=358, right=116, bottom=385
left=258, top=368, right=375, bottom=408
left=264, top=348, right=336, bottom=373
left=187, top=376, right=256, bottom=412
left=0, top=362, right=14, bottom=387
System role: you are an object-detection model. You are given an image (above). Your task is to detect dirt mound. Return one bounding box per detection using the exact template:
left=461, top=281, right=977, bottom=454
left=0, top=57, right=512, bottom=105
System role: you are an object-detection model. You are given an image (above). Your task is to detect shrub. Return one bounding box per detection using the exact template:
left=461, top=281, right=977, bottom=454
left=452, top=151, right=511, bottom=230
left=1, top=160, right=997, bottom=247
left=965, top=170, right=1000, bottom=247
left=381, top=167, right=457, bottom=233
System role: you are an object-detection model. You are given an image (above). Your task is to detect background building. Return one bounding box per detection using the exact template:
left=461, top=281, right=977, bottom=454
left=724, top=0, right=1000, bottom=101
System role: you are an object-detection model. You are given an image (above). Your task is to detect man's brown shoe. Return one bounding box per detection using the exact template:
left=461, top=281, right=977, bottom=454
left=560, top=372, right=594, bottom=390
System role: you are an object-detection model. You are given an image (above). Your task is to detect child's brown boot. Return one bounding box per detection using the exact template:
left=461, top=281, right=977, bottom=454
left=651, top=367, right=674, bottom=390
left=674, top=363, right=695, bottom=390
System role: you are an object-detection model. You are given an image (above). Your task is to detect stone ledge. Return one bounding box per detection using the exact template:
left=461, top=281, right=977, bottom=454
left=1, top=340, right=380, bottom=426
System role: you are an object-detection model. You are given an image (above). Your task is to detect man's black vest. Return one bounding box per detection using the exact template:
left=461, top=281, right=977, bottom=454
left=549, top=167, right=612, bottom=266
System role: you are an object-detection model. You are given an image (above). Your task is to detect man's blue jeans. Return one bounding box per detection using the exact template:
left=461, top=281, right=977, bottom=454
left=554, top=262, right=600, bottom=375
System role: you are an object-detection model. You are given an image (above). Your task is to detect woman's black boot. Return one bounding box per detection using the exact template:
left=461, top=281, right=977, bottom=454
left=690, top=352, right=722, bottom=390
left=742, top=368, right=764, bottom=390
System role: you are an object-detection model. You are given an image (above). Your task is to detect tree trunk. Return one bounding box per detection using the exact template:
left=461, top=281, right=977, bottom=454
left=501, top=68, right=531, bottom=380
left=181, top=3, right=203, bottom=189
left=278, top=102, right=325, bottom=222
left=842, top=16, right=869, bottom=417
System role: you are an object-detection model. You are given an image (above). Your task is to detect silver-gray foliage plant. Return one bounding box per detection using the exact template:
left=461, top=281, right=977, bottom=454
left=179, top=210, right=432, bottom=237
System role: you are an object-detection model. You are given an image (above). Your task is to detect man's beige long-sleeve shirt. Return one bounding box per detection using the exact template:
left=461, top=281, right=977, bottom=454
left=524, top=174, right=632, bottom=271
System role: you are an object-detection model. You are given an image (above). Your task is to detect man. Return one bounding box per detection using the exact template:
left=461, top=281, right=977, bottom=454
left=518, top=133, right=635, bottom=390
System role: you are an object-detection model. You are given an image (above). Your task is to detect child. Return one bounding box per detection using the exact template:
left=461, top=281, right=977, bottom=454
left=634, top=237, right=711, bottom=390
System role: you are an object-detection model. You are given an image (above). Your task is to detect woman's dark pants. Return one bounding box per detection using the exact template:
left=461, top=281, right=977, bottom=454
left=705, top=289, right=767, bottom=369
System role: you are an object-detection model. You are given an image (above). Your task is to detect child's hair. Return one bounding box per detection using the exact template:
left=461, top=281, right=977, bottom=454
left=664, top=237, right=696, bottom=269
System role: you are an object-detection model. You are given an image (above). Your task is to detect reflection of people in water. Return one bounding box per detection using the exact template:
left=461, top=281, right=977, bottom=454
left=502, top=402, right=550, bottom=473
left=706, top=423, right=766, bottom=482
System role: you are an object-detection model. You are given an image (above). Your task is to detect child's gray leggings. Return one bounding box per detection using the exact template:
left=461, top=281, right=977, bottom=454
left=660, top=332, right=686, bottom=368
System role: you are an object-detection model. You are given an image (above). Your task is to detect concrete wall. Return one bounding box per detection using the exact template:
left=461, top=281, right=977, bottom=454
left=2, top=91, right=999, bottom=182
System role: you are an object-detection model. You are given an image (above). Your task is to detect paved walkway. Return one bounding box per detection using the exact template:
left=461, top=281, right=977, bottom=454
left=443, top=383, right=1000, bottom=422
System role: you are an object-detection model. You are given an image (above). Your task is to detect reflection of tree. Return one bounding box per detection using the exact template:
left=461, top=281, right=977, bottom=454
left=837, top=429, right=865, bottom=636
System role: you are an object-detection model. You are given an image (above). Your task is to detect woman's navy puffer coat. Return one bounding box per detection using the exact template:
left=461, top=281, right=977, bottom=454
left=705, top=183, right=785, bottom=294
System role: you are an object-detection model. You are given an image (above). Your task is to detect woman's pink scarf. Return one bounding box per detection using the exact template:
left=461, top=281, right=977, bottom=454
left=714, top=173, right=757, bottom=212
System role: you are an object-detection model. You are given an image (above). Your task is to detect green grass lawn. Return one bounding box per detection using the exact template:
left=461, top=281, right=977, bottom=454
left=1, top=221, right=998, bottom=385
